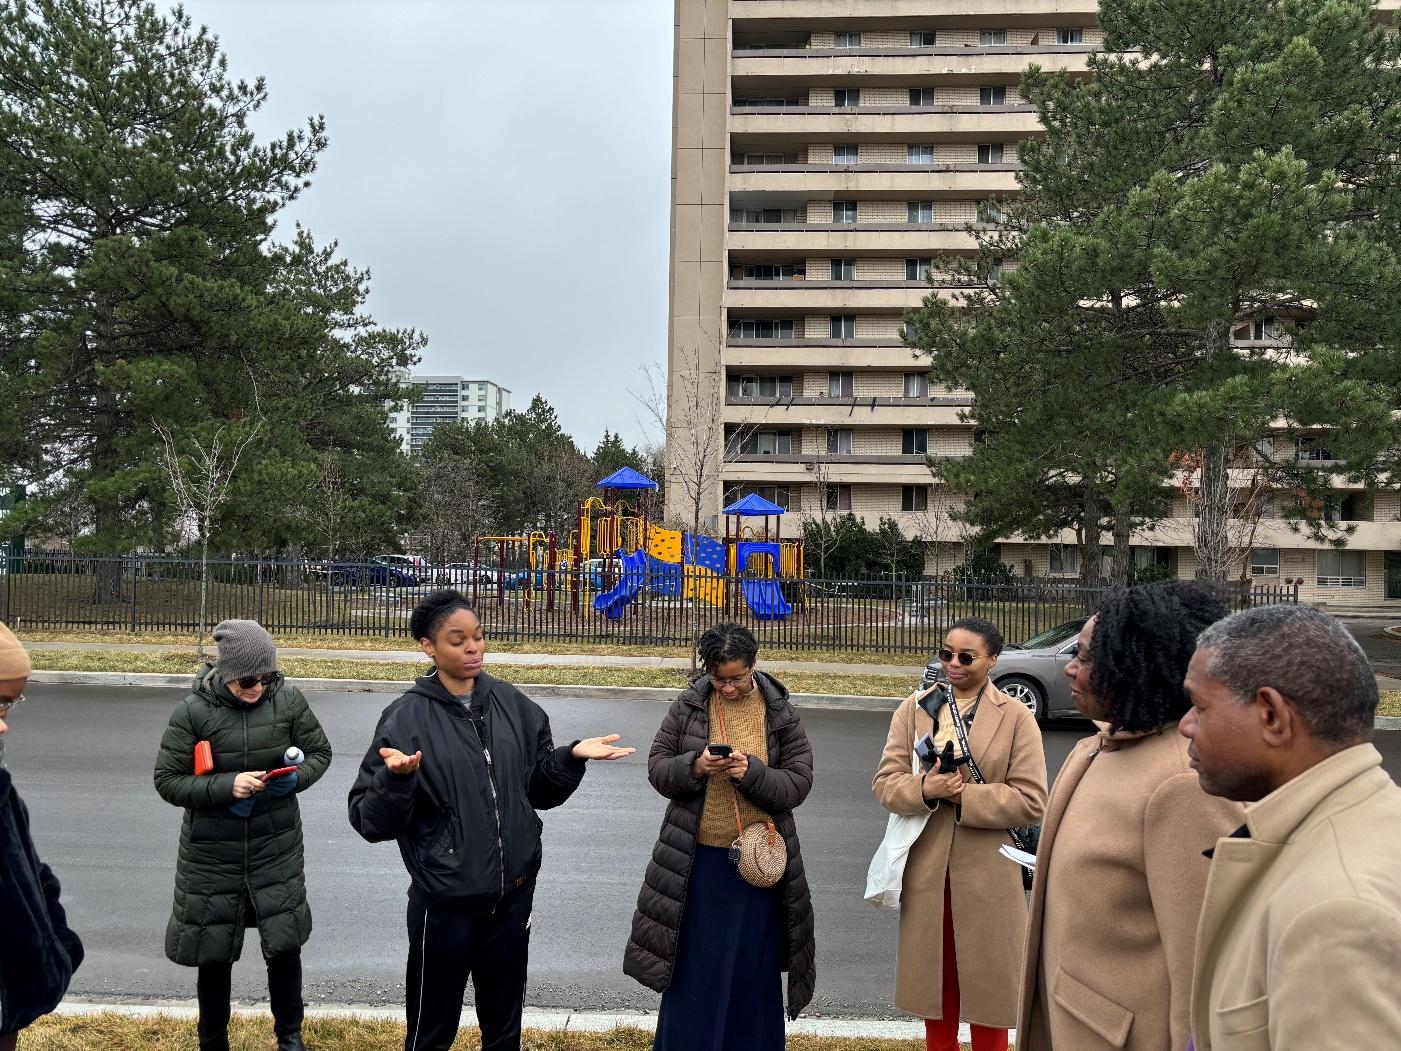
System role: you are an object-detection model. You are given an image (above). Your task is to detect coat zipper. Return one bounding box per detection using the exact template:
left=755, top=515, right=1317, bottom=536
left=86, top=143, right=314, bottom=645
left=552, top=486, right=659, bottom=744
left=471, top=718, right=506, bottom=909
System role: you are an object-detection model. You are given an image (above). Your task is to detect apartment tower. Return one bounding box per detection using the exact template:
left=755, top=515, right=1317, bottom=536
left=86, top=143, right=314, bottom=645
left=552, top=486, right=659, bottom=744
left=666, top=0, right=1401, bottom=606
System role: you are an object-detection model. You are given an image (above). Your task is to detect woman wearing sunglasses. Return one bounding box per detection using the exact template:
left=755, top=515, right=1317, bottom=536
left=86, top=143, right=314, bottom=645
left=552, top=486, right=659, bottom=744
left=1016, top=582, right=1243, bottom=1051
left=873, top=617, right=1047, bottom=1051
left=154, top=619, right=332, bottom=1051
left=625, top=622, right=815, bottom=1051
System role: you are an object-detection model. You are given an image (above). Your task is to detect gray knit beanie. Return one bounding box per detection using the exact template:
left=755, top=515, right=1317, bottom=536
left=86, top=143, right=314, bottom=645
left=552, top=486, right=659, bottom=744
left=213, top=619, right=278, bottom=681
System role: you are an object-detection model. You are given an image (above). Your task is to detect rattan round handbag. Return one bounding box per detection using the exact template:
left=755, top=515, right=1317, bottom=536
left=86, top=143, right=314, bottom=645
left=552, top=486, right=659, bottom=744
left=713, top=698, right=788, bottom=889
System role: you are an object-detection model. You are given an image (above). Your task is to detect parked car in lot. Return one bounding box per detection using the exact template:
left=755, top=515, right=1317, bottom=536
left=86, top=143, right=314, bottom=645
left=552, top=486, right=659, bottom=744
left=435, top=562, right=527, bottom=590
left=375, top=553, right=430, bottom=582
left=309, top=559, right=418, bottom=587
left=917, top=618, right=1088, bottom=723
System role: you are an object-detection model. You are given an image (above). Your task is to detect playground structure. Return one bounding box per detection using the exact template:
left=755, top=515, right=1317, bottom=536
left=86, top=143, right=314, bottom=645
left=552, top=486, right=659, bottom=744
left=461, top=468, right=803, bottom=622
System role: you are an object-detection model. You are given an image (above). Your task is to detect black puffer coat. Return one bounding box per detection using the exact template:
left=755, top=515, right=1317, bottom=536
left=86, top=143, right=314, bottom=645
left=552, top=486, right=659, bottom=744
left=624, top=670, right=816, bottom=1018
left=153, top=668, right=332, bottom=966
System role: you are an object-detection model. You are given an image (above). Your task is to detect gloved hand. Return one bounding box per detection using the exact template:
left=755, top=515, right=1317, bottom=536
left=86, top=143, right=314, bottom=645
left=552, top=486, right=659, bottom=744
left=229, top=795, right=256, bottom=818
left=263, top=771, right=298, bottom=798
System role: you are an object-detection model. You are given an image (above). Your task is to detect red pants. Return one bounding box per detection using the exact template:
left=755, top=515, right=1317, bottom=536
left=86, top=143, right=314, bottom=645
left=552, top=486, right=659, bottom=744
left=924, top=881, right=1009, bottom=1051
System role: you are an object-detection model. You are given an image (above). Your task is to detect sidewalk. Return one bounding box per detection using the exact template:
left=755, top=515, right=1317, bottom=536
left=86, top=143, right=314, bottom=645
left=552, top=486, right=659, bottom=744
left=20, top=640, right=930, bottom=679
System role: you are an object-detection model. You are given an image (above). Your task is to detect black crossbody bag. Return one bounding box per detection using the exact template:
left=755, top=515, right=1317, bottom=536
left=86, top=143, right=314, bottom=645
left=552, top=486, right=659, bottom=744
left=947, top=691, right=1040, bottom=869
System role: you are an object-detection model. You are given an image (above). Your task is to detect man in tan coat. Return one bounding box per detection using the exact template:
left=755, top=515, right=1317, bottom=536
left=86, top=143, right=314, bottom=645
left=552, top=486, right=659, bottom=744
left=1182, top=604, right=1401, bottom=1050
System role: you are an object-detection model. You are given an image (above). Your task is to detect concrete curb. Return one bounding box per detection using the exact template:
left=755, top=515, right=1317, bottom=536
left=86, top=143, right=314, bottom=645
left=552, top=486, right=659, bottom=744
left=52, top=999, right=943, bottom=1040
left=26, top=670, right=900, bottom=712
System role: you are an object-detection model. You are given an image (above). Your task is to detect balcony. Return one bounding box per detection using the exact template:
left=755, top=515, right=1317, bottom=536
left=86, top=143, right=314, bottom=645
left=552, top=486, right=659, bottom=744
left=728, top=224, right=984, bottom=252
left=726, top=340, right=954, bottom=370
left=728, top=164, right=1022, bottom=197
left=725, top=398, right=968, bottom=426
left=731, top=0, right=1102, bottom=23
left=730, top=104, right=1041, bottom=140
left=721, top=458, right=941, bottom=487
left=726, top=280, right=965, bottom=309
left=731, top=46, right=1096, bottom=83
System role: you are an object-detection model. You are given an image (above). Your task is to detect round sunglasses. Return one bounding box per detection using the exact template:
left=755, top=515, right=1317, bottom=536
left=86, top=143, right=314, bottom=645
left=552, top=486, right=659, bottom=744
left=938, top=648, right=987, bottom=666
left=233, top=672, right=280, bottom=690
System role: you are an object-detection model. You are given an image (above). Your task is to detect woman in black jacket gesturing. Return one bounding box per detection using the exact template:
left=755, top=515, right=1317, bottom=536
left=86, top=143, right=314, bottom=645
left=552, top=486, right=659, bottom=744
left=348, top=590, right=633, bottom=1051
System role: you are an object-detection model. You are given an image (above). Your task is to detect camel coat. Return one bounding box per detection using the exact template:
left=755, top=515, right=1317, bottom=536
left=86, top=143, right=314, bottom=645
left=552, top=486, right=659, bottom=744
left=872, top=685, right=1047, bottom=1025
left=1016, top=725, right=1243, bottom=1051
left=1191, top=743, right=1401, bottom=1050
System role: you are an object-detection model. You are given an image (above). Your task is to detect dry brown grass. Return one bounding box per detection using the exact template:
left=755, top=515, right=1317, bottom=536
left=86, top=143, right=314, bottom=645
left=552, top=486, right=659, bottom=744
left=27, top=649, right=910, bottom=701
left=20, top=1013, right=935, bottom=1050
left=15, top=629, right=925, bottom=668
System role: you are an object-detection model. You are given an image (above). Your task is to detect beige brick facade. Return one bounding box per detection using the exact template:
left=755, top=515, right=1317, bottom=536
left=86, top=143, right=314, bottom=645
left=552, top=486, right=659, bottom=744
left=670, top=0, right=1400, bottom=606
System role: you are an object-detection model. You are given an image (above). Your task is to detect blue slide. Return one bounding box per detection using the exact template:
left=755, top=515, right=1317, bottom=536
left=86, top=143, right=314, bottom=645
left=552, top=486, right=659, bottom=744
left=592, top=549, right=647, bottom=620
left=742, top=578, right=792, bottom=620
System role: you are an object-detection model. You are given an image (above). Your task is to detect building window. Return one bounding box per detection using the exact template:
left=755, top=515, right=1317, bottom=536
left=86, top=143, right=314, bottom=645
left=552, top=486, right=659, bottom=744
left=1250, top=548, right=1280, bottom=577
left=979, top=85, right=1007, bottom=106
left=901, top=486, right=929, bottom=512
left=834, top=144, right=859, bottom=165
left=981, top=30, right=1007, bottom=46
left=1296, top=437, right=1336, bottom=462
left=828, top=371, right=854, bottom=397
left=835, top=32, right=862, bottom=48
left=726, top=484, right=792, bottom=511
left=834, top=88, right=860, bottom=108
left=902, top=429, right=928, bottom=455
left=731, top=206, right=801, bottom=224
left=728, top=319, right=796, bottom=339
left=909, top=87, right=936, bottom=106
left=1049, top=544, right=1078, bottom=575
left=740, top=430, right=792, bottom=456
left=978, top=143, right=1006, bottom=164
left=906, top=257, right=933, bottom=282
left=826, top=427, right=853, bottom=454
left=741, top=151, right=797, bottom=165
left=910, top=31, right=937, bottom=47
left=729, top=374, right=794, bottom=400
left=903, top=372, right=929, bottom=398
left=907, top=144, right=935, bottom=164
left=830, top=314, right=856, bottom=339
left=830, top=257, right=856, bottom=281
left=981, top=200, right=1004, bottom=223
left=908, top=200, right=934, bottom=223
left=986, top=258, right=1005, bottom=283
left=1317, top=549, right=1366, bottom=587
left=742, top=263, right=803, bottom=281
left=833, top=200, right=858, bottom=224
left=825, top=484, right=853, bottom=511
left=1056, top=27, right=1084, bottom=44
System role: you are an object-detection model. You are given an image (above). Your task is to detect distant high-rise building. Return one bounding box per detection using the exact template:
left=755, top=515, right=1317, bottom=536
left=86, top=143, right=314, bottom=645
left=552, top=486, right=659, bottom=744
left=388, top=375, right=511, bottom=456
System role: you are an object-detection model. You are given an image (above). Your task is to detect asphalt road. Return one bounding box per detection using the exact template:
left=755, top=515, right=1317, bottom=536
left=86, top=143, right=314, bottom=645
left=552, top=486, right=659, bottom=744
left=7, top=683, right=1400, bottom=1018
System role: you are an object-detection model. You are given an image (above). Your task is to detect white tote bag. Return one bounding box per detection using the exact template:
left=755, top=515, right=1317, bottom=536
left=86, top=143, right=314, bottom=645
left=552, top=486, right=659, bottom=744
left=864, top=741, right=931, bottom=910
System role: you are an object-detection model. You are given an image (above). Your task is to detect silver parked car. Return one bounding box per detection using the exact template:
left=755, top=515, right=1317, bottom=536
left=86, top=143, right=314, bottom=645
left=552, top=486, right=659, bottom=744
left=917, top=618, right=1088, bottom=723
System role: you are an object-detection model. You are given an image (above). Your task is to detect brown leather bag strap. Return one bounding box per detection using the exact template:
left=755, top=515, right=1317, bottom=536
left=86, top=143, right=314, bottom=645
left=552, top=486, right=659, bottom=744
left=712, top=697, right=747, bottom=838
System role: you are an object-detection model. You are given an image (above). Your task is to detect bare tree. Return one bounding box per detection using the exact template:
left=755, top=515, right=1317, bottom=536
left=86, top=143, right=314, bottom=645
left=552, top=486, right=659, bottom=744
left=633, top=341, right=763, bottom=668
left=906, top=484, right=970, bottom=578
left=416, top=449, right=497, bottom=565
left=1172, top=447, right=1271, bottom=583
left=155, top=419, right=263, bottom=657
left=799, top=448, right=840, bottom=579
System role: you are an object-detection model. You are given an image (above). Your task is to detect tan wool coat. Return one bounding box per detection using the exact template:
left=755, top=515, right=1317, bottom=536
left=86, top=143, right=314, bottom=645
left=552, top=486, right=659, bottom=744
left=1191, top=743, right=1401, bottom=1051
left=1016, top=724, right=1243, bottom=1051
left=872, top=685, right=1048, bottom=1025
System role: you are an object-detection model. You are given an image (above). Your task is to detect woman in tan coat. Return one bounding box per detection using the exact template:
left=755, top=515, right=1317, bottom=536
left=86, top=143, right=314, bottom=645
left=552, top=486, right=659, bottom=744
left=874, top=617, right=1047, bottom=1051
left=1017, top=581, right=1245, bottom=1051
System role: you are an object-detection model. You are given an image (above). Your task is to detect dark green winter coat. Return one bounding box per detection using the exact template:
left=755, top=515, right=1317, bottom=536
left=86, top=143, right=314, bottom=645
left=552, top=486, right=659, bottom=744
left=153, top=667, right=332, bottom=966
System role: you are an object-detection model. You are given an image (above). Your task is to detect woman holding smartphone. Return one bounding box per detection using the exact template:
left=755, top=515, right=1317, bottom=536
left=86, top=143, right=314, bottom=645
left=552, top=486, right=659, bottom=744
left=873, top=617, right=1047, bottom=1051
left=154, top=620, right=332, bottom=1051
left=625, top=622, right=816, bottom=1051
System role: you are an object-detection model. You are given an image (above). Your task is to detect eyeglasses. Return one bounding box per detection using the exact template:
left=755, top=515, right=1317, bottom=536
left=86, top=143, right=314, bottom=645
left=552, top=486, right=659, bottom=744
left=233, top=673, right=279, bottom=690
left=938, top=649, right=986, bottom=666
left=709, top=671, right=754, bottom=690
left=0, top=693, right=23, bottom=716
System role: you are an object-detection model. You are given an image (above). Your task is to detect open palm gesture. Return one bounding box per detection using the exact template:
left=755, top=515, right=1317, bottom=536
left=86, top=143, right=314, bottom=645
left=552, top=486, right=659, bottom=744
left=571, top=734, right=636, bottom=761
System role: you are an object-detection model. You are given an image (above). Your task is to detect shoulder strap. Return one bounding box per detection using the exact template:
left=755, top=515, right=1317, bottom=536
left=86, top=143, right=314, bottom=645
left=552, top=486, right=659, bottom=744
left=712, top=699, right=747, bottom=838
left=948, top=687, right=987, bottom=785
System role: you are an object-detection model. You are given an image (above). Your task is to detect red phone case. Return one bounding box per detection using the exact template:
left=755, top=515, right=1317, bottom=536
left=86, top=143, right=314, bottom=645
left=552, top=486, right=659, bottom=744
left=262, top=766, right=298, bottom=781
left=194, top=740, right=214, bottom=776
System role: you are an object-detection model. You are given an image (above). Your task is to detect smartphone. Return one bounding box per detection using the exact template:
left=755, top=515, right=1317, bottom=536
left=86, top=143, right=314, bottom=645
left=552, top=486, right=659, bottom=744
left=707, top=743, right=733, bottom=758
left=261, top=766, right=298, bottom=781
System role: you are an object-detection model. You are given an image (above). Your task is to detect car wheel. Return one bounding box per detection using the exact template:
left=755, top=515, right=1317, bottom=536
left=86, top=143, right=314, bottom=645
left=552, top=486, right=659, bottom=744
left=996, top=675, right=1045, bottom=722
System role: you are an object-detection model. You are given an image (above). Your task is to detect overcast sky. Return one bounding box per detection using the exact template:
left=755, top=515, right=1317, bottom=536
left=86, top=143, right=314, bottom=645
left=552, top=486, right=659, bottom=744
left=179, top=0, right=673, bottom=452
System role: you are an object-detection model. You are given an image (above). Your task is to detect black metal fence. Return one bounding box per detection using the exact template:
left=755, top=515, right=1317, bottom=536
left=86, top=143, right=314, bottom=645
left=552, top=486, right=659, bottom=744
left=0, top=552, right=1300, bottom=656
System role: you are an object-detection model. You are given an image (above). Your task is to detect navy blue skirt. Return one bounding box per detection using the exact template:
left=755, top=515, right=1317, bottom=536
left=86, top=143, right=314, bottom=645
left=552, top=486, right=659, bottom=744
left=653, top=844, right=785, bottom=1051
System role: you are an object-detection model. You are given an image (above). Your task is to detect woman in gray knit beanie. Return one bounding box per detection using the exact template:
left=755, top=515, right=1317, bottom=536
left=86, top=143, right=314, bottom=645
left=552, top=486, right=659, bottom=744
left=154, top=619, right=332, bottom=1051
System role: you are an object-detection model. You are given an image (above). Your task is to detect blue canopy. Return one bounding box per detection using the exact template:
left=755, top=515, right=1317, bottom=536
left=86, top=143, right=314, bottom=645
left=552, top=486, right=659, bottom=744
left=723, top=493, right=787, bottom=517
left=596, top=467, right=658, bottom=490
